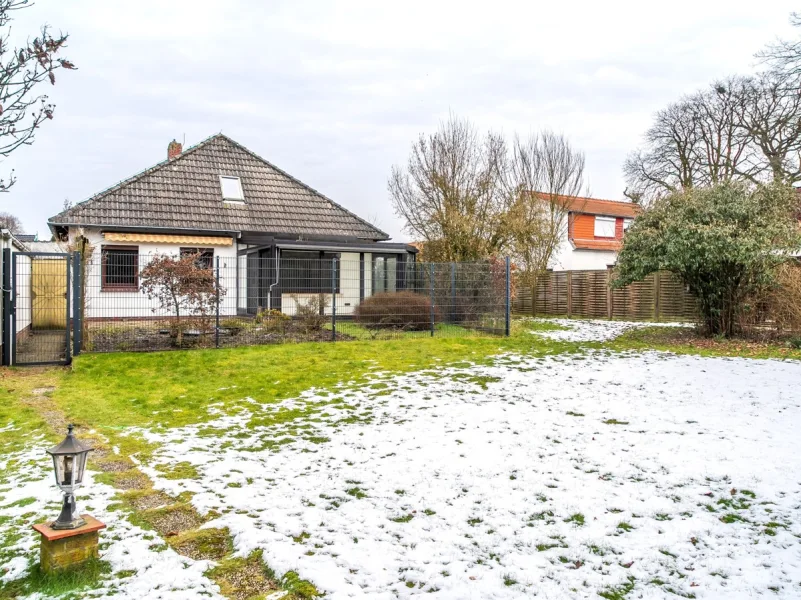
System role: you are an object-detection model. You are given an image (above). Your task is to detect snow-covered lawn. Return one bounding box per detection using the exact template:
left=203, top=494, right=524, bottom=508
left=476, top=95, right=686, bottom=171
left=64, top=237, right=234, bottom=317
left=3, top=319, right=800, bottom=599
left=135, top=350, right=801, bottom=599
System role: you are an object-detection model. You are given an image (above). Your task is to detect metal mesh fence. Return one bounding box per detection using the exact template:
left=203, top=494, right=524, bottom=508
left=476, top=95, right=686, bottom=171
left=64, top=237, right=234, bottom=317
left=78, top=254, right=509, bottom=353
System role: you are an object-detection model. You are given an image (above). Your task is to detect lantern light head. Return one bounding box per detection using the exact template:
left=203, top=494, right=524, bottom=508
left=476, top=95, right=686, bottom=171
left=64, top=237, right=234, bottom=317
left=46, top=424, right=93, bottom=530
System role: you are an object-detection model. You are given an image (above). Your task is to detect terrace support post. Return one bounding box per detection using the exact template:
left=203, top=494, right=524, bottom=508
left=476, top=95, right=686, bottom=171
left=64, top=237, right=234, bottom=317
left=2, top=248, right=11, bottom=366
left=331, top=258, right=337, bottom=342
left=215, top=256, right=221, bottom=349
left=505, top=257, right=511, bottom=337
left=72, top=252, right=82, bottom=356
left=566, top=270, right=573, bottom=318
left=429, top=263, right=435, bottom=337
left=450, top=262, right=456, bottom=324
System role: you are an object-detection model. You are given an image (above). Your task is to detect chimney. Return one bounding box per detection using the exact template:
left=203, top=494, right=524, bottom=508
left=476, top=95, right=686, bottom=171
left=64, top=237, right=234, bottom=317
left=167, top=139, right=182, bottom=160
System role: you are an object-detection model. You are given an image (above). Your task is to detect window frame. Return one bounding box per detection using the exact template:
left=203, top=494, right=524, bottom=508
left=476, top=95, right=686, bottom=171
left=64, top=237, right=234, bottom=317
left=220, top=175, right=245, bottom=202
left=180, top=247, right=214, bottom=270
left=101, top=245, right=139, bottom=291
left=594, top=216, right=616, bottom=238
left=372, top=253, right=398, bottom=294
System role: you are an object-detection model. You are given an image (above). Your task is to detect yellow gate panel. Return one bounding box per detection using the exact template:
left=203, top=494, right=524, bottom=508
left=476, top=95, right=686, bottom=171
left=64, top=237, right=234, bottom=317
left=31, top=258, right=67, bottom=330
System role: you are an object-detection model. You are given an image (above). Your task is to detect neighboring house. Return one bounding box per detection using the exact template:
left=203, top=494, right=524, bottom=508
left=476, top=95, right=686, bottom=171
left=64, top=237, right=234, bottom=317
left=48, top=134, right=417, bottom=318
left=546, top=195, right=641, bottom=271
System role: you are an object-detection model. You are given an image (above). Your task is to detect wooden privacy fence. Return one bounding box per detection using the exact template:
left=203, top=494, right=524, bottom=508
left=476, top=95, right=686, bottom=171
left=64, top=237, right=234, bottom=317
left=513, top=269, right=698, bottom=322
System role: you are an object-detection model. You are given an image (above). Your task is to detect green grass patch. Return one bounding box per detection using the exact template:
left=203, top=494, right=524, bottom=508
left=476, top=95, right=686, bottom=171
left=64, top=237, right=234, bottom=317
left=154, top=461, right=199, bottom=480
left=0, top=558, right=111, bottom=598
left=564, top=513, right=585, bottom=526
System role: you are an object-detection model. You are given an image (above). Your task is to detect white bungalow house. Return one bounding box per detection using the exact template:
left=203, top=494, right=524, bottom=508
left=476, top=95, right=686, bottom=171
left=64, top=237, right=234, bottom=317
left=48, top=134, right=417, bottom=321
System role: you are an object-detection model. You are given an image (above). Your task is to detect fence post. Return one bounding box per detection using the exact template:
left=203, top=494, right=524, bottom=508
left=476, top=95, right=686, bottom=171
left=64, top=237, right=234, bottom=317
left=606, top=266, right=613, bottom=320
left=331, top=258, right=337, bottom=341
left=566, top=270, right=573, bottom=318
left=215, top=256, right=221, bottom=349
left=505, top=256, right=511, bottom=337
left=72, top=252, right=82, bottom=356
left=450, top=262, right=456, bottom=324
left=653, top=271, right=661, bottom=321
left=429, top=263, right=435, bottom=337
left=64, top=257, right=71, bottom=365
left=2, top=248, right=11, bottom=366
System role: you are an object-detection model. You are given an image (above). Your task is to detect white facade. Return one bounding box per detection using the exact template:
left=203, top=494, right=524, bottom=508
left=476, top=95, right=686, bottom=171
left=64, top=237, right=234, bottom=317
left=69, top=228, right=402, bottom=320
left=72, top=227, right=239, bottom=320
left=548, top=237, right=618, bottom=271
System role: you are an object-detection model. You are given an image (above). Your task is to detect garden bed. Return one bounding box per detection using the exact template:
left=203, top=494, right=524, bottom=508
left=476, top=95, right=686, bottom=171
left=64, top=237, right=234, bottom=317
left=85, top=319, right=354, bottom=353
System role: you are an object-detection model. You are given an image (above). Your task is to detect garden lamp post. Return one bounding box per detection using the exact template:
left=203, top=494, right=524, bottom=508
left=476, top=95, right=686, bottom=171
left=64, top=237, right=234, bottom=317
left=46, top=424, right=92, bottom=530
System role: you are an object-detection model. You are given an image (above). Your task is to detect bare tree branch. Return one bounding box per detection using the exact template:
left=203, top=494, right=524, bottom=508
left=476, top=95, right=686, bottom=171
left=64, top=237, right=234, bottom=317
left=0, top=0, right=76, bottom=191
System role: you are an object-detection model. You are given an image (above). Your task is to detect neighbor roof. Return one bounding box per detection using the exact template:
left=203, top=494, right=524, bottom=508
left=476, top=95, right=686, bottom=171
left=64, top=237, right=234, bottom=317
left=533, top=193, right=640, bottom=219
left=49, top=134, right=389, bottom=241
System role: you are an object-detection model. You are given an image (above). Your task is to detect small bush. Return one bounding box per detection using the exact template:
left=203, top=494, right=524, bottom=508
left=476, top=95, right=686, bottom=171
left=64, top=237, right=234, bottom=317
left=354, top=292, right=437, bottom=331
left=255, top=308, right=289, bottom=332
left=291, top=294, right=329, bottom=332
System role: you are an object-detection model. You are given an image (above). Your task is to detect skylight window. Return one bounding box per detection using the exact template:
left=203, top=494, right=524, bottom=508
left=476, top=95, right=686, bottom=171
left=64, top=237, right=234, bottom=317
left=220, top=175, right=245, bottom=201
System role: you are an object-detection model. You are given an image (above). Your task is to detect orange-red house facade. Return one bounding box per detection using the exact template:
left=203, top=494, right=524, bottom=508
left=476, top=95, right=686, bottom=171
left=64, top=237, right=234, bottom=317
left=544, top=195, right=641, bottom=271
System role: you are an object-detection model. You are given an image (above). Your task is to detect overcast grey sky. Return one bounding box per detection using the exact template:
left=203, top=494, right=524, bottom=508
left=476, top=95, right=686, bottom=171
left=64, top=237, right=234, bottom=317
left=4, top=0, right=798, bottom=241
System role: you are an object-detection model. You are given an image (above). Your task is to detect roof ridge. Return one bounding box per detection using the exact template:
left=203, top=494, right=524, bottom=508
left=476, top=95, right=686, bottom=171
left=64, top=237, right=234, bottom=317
left=215, top=134, right=390, bottom=241
left=50, top=133, right=227, bottom=223
left=533, top=191, right=632, bottom=204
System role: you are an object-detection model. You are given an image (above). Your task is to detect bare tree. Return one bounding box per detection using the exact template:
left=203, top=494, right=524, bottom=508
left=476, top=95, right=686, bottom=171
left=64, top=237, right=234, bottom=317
left=625, top=73, right=801, bottom=201
left=689, top=78, right=757, bottom=185
left=758, top=12, right=801, bottom=82
left=0, top=0, right=76, bottom=191
left=388, top=114, right=509, bottom=262
left=736, top=71, right=801, bottom=185
left=504, top=132, right=587, bottom=284
left=623, top=99, right=700, bottom=201
left=0, top=209, right=21, bottom=233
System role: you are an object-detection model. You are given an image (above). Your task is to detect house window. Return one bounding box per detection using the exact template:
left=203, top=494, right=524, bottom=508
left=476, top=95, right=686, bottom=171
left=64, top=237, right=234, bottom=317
left=594, top=216, right=616, bottom=238
left=282, top=250, right=340, bottom=293
left=623, top=219, right=633, bottom=231
left=220, top=175, right=244, bottom=201
left=101, top=246, right=139, bottom=290
left=372, top=254, right=397, bottom=294
left=180, top=247, right=214, bottom=269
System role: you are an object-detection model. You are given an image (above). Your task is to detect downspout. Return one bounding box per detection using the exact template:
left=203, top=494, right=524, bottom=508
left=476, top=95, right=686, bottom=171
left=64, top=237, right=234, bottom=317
left=268, top=247, right=280, bottom=310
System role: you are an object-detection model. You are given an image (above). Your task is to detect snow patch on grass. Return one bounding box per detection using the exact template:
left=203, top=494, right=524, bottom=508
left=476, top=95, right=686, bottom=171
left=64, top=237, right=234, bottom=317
left=139, top=350, right=801, bottom=599
left=0, top=446, right=222, bottom=598
left=525, top=318, right=687, bottom=342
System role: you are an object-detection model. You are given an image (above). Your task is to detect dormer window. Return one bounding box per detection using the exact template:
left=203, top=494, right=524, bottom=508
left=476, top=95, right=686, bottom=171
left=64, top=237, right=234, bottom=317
left=220, top=175, right=244, bottom=202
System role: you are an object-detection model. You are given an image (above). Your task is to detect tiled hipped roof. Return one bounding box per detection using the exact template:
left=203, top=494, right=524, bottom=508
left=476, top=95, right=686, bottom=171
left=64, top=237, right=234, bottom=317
left=49, top=134, right=389, bottom=241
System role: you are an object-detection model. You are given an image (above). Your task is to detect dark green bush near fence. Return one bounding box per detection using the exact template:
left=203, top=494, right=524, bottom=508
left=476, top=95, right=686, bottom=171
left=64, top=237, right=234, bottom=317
left=354, top=292, right=437, bottom=331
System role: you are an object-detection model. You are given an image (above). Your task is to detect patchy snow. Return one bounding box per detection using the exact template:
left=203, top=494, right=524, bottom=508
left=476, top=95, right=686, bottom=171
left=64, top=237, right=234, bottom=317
left=525, top=317, right=688, bottom=342
left=0, top=446, right=223, bottom=598
left=137, top=349, right=801, bottom=599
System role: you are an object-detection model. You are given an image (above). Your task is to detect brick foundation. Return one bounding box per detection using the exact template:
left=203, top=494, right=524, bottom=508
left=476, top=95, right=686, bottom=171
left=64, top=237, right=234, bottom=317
left=33, top=515, right=106, bottom=573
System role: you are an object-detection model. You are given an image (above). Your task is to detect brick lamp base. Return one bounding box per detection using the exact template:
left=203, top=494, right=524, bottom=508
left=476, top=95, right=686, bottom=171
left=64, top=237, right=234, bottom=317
left=32, top=515, right=106, bottom=573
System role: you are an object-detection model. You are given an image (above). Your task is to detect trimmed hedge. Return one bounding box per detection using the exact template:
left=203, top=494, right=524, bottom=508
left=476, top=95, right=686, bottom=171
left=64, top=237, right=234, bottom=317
left=353, top=291, right=437, bottom=331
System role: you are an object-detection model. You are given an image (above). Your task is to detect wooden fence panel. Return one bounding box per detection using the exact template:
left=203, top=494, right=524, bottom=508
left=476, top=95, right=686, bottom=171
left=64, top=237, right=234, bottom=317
left=513, top=269, right=698, bottom=322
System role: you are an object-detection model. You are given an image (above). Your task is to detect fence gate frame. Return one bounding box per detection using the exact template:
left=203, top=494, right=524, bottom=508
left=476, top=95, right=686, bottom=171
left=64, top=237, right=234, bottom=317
left=2, top=250, right=81, bottom=367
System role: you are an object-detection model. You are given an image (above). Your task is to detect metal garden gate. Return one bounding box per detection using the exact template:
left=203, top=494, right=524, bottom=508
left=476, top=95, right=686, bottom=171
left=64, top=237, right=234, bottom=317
left=1, top=250, right=82, bottom=366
